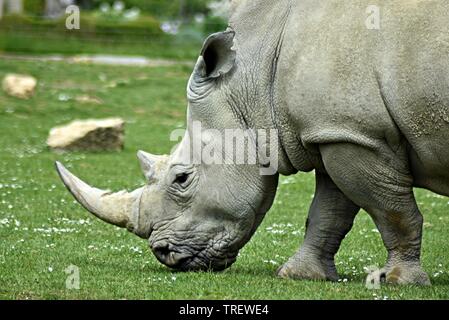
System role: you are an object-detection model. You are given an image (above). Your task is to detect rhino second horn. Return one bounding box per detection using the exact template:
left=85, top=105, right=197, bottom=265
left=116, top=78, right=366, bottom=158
left=137, top=150, right=168, bottom=180
left=55, top=161, right=141, bottom=230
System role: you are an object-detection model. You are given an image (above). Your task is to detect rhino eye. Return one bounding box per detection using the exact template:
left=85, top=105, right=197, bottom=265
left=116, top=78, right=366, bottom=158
left=174, top=173, right=190, bottom=185
left=169, top=168, right=195, bottom=191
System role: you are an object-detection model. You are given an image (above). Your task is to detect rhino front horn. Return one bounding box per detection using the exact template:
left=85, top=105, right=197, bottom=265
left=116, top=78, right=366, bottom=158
left=55, top=161, right=142, bottom=232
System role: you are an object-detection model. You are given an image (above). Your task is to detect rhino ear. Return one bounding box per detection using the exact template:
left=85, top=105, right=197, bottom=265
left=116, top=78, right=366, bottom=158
left=198, top=29, right=236, bottom=79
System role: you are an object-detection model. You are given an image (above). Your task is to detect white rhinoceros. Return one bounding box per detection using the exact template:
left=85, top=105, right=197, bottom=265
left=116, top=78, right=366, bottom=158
left=56, top=0, right=449, bottom=285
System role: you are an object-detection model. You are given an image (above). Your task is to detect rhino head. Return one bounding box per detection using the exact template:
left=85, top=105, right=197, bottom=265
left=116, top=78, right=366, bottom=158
left=56, top=29, right=282, bottom=271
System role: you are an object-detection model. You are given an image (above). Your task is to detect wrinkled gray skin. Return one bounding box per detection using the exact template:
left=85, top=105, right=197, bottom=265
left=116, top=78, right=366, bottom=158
left=56, top=0, right=449, bottom=285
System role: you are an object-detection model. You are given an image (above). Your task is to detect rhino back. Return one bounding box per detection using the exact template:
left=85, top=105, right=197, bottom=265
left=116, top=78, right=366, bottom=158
left=275, top=0, right=449, bottom=175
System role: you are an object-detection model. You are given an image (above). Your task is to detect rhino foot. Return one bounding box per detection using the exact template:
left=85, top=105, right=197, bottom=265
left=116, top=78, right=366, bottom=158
left=379, top=263, right=431, bottom=286
left=276, top=250, right=338, bottom=281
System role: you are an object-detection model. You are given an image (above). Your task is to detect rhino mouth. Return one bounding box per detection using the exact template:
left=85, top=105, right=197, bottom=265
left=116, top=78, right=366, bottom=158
left=150, top=241, right=238, bottom=271
left=183, top=252, right=239, bottom=272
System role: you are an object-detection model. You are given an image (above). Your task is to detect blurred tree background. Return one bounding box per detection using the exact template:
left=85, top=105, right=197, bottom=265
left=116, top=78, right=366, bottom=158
left=0, top=0, right=230, bottom=60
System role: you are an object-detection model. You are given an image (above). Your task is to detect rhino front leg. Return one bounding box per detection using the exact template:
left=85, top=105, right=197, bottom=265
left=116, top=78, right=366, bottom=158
left=277, top=172, right=360, bottom=281
left=320, top=143, right=431, bottom=285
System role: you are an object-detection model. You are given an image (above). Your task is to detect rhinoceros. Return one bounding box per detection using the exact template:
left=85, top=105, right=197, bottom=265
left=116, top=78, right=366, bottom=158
left=55, top=0, right=449, bottom=285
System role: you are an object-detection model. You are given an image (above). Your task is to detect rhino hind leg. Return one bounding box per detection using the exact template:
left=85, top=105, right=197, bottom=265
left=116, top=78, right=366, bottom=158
left=277, top=172, right=360, bottom=281
left=320, top=142, right=431, bottom=286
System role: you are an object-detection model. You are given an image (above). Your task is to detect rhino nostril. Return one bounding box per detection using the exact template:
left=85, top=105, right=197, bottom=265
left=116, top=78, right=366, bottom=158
left=152, top=244, right=190, bottom=268
left=152, top=244, right=170, bottom=260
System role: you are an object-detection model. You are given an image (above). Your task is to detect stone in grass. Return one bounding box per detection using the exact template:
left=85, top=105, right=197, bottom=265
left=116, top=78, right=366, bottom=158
left=2, top=74, right=37, bottom=99
left=75, top=95, right=103, bottom=105
left=47, top=118, right=125, bottom=152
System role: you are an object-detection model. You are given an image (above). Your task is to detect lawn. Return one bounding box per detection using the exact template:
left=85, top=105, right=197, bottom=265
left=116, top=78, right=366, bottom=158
left=0, top=58, right=448, bottom=300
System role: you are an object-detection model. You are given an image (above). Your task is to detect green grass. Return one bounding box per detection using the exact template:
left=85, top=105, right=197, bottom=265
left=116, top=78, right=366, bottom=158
left=0, top=59, right=448, bottom=300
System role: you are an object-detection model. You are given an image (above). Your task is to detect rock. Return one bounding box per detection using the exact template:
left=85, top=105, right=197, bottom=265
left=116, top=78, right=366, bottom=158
left=47, top=118, right=125, bottom=152
left=2, top=74, right=37, bottom=99
left=75, top=95, right=103, bottom=105
left=424, top=222, right=434, bottom=229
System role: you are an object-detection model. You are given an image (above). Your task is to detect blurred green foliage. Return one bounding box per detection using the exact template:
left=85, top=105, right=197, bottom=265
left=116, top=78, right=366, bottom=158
left=1, top=0, right=227, bottom=59
left=0, top=13, right=163, bottom=38
left=93, top=0, right=211, bottom=18
left=23, top=0, right=45, bottom=15
left=21, top=0, right=213, bottom=19
left=203, top=15, right=227, bottom=34
left=23, top=0, right=46, bottom=16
